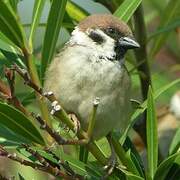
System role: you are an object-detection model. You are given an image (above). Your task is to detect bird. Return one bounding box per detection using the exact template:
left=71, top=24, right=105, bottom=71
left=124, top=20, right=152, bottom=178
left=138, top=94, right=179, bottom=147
left=44, top=14, right=139, bottom=152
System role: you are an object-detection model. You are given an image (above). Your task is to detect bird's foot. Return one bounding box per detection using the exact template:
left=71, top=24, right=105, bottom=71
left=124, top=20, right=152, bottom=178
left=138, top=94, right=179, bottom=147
left=102, top=153, right=117, bottom=179
left=68, top=113, right=81, bottom=135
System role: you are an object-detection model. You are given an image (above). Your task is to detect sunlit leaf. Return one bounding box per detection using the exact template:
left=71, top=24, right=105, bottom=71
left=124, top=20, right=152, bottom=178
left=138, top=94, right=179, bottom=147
left=41, top=0, right=67, bottom=81
left=0, top=124, right=30, bottom=146
left=29, top=0, right=46, bottom=52
left=146, top=86, right=158, bottom=179
left=66, top=1, right=88, bottom=22
left=0, top=1, right=27, bottom=49
left=0, top=102, right=45, bottom=145
left=114, top=0, right=142, bottom=22
left=0, top=47, right=25, bottom=68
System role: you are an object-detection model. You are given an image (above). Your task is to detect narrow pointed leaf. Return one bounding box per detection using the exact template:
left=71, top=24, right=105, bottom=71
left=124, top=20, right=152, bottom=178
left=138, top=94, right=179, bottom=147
left=169, top=128, right=180, bottom=155
left=41, top=0, right=67, bottom=80
left=0, top=102, right=45, bottom=145
left=146, top=86, right=158, bottom=179
left=120, top=168, right=144, bottom=180
left=112, top=136, right=140, bottom=175
left=29, top=0, right=46, bottom=51
left=114, top=0, right=142, bottom=22
left=121, top=78, right=180, bottom=143
left=66, top=1, right=88, bottom=22
left=8, top=0, right=19, bottom=12
left=148, top=19, right=180, bottom=40
left=150, top=0, right=180, bottom=57
left=0, top=1, right=26, bottom=49
left=154, top=152, right=180, bottom=180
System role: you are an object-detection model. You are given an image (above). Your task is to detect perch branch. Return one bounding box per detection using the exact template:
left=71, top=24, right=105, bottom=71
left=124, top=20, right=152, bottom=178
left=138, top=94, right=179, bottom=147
left=12, top=64, right=107, bottom=165
left=0, top=145, right=71, bottom=179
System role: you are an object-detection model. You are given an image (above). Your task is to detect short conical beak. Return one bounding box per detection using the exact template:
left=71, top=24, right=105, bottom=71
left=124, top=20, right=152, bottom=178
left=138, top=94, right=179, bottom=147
left=118, top=37, right=140, bottom=49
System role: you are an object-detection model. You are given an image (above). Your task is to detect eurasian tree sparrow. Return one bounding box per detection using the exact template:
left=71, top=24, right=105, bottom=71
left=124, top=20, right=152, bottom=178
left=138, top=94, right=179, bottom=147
left=44, top=14, right=140, bottom=141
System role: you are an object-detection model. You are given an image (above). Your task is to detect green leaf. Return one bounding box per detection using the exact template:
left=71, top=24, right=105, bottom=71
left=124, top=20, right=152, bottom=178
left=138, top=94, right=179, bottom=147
left=61, top=152, right=102, bottom=178
left=18, top=173, right=26, bottom=180
left=114, top=0, right=142, bottom=22
left=123, top=137, right=145, bottom=177
left=79, top=146, right=89, bottom=163
left=0, top=102, right=45, bottom=145
left=120, top=78, right=180, bottom=143
left=169, top=128, right=180, bottom=155
left=8, top=0, right=20, bottom=12
left=146, top=86, right=158, bottom=179
left=150, top=0, right=180, bottom=57
left=154, top=152, right=180, bottom=180
left=0, top=47, right=25, bottom=68
left=29, top=0, right=46, bottom=52
left=120, top=168, right=144, bottom=180
left=112, top=136, right=140, bottom=175
left=41, top=0, right=67, bottom=80
left=21, top=147, right=102, bottom=179
left=0, top=124, right=30, bottom=146
left=148, top=19, right=180, bottom=40
left=0, top=1, right=27, bottom=49
left=66, top=1, right=88, bottom=22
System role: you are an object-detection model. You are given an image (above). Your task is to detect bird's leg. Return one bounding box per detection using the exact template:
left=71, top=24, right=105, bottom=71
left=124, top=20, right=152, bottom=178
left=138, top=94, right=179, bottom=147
left=50, top=100, right=92, bottom=145
left=103, top=133, right=117, bottom=177
left=68, top=113, right=81, bottom=135
left=49, top=97, right=100, bottom=145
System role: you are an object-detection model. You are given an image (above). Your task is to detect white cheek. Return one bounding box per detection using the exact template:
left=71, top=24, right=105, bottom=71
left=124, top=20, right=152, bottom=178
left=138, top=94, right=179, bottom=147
left=93, top=29, right=116, bottom=59
left=69, top=27, right=116, bottom=60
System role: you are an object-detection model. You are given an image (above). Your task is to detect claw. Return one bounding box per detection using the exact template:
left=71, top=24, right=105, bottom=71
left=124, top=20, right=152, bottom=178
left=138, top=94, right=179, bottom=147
left=43, top=91, right=53, bottom=97
left=68, top=114, right=81, bottom=135
left=103, top=153, right=117, bottom=178
left=101, top=134, right=117, bottom=179
left=50, top=104, right=61, bottom=115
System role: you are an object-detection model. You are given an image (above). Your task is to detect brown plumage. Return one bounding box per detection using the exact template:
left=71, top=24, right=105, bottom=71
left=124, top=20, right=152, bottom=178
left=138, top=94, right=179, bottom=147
left=79, top=14, right=132, bottom=36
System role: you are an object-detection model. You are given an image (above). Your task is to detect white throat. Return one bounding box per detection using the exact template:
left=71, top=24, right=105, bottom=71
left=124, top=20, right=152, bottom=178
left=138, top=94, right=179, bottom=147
left=69, top=27, right=116, bottom=61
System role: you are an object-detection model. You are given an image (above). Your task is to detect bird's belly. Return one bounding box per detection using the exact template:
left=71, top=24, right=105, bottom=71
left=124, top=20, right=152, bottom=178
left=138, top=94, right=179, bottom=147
left=45, top=54, right=130, bottom=140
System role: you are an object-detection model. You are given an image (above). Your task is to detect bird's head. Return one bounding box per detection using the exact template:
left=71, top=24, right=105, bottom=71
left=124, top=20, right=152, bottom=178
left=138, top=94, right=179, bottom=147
left=69, top=14, right=140, bottom=62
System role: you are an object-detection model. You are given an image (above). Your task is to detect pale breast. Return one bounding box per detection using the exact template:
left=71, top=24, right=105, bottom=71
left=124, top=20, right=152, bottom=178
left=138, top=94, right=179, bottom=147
left=44, top=45, right=131, bottom=139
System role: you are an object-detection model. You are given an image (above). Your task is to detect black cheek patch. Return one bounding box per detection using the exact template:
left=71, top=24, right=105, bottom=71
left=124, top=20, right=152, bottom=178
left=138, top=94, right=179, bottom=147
left=88, top=31, right=104, bottom=44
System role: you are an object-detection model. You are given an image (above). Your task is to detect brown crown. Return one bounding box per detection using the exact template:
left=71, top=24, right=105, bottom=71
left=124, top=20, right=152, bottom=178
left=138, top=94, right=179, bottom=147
left=78, top=14, right=132, bottom=36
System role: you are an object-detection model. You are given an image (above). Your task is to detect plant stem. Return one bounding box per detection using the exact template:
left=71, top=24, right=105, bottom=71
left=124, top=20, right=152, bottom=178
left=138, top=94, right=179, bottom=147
left=23, top=48, right=50, bottom=125
left=133, top=4, right=152, bottom=145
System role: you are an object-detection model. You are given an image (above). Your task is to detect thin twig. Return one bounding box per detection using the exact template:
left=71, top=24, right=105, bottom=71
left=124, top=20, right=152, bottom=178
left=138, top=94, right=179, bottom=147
left=12, top=65, right=42, bottom=94
left=3, top=67, right=29, bottom=115
left=21, top=144, right=83, bottom=179
left=44, top=147, right=78, bottom=177
left=0, top=79, right=11, bottom=98
left=12, top=64, right=107, bottom=165
left=31, top=113, right=87, bottom=145
left=0, top=145, right=71, bottom=179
